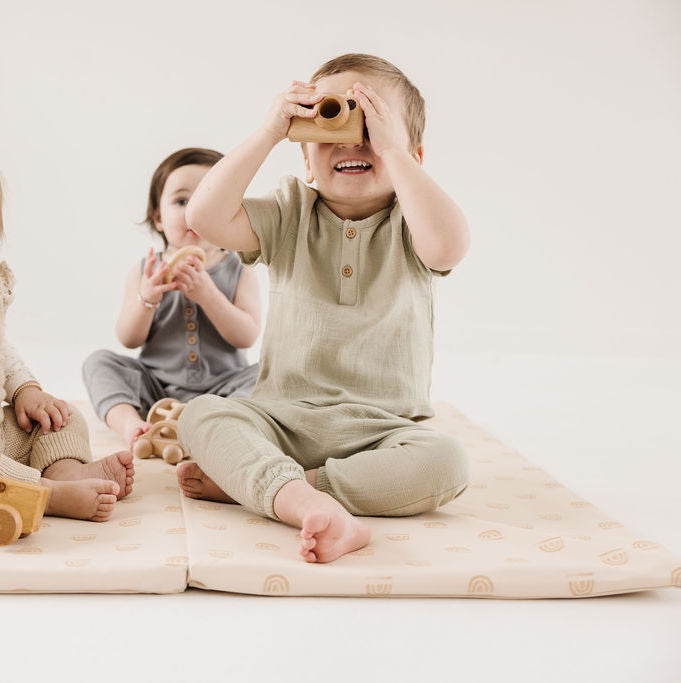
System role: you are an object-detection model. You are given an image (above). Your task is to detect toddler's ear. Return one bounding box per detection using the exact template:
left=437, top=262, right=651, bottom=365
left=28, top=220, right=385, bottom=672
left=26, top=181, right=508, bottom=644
left=413, top=145, right=424, bottom=166
left=152, top=209, right=164, bottom=233
left=303, top=151, right=314, bottom=184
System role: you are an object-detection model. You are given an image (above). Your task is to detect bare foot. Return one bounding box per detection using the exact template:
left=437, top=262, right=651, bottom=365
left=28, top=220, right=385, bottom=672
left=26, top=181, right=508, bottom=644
left=42, top=478, right=119, bottom=522
left=79, top=452, right=134, bottom=500
left=104, top=403, right=151, bottom=450
left=176, top=462, right=236, bottom=503
left=126, top=420, right=151, bottom=451
left=274, top=480, right=371, bottom=563
left=42, top=453, right=134, bottom=500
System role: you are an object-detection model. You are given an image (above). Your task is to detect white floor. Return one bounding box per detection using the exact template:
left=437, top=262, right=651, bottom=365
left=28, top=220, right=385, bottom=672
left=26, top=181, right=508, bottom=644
left=2, top=347, right=680, bottom=683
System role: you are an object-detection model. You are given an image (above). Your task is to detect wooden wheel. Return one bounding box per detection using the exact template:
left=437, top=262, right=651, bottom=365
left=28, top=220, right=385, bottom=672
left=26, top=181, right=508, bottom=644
left=0, top=504, right=22, bottom=545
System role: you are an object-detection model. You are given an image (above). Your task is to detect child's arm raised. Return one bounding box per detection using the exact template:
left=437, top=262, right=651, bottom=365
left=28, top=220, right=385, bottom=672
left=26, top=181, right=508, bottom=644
left=115, top=250, right=176, bottom=349
left=353, top=82, right=470, bottom=273
left=186, top=82, right=322, bottom=251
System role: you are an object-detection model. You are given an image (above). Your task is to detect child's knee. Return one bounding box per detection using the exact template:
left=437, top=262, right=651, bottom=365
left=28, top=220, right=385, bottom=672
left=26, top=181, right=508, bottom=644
left=424, top=433, right=469, bottom=508
left=178, top=395, right=252, bottom=454
left=82, top=348, right=116, bottom=378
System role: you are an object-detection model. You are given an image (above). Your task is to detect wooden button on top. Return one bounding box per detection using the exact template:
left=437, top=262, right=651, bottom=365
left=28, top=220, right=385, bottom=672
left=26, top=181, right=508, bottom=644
left=185, top=307, right=195, bottom=317
left=187, top=321, right=197, bottom=331
left=341, top=265, right=353, bottom=278
left=188, top=352, right=198, bottom=362
left=345, top=227, right=356, bottom=239
left=188, top=336, right=197, bottom=345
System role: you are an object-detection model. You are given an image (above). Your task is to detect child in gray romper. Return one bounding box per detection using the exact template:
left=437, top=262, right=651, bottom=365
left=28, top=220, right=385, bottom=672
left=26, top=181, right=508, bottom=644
left=83, top=148, right=260, bottom=448
left=177, top=55, right=471, bottom=563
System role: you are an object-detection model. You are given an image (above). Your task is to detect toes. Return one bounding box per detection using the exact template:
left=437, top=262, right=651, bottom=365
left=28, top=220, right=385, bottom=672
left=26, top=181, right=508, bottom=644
left=98, top=493, right=118, bottom=506
left=300, top=549, right=317, bottom=563
left=300, top=536, right=316, bottom=551
left=115, top=450, right=134, bottom=466
left=96, top=480, right=120, bottom=496
left=301, top=512, right=331, bottom=537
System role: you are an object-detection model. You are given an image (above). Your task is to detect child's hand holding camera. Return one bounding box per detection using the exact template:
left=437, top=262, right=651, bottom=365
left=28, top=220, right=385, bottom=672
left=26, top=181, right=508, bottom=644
left=352, top=81, right=411, bottom=158
left=262, top=81, right=323, bottom=142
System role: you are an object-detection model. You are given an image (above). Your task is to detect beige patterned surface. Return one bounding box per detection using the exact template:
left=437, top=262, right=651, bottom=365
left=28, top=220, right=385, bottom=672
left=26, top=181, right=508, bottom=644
left=183, top=403, right=681, bottom=598
left=0, top=404, right=188, bottom=593
left=1, top=402, right=679, bottom=597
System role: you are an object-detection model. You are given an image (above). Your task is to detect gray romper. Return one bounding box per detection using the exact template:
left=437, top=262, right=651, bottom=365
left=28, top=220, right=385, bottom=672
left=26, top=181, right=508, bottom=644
left=83, top=251, right=259, bottom=421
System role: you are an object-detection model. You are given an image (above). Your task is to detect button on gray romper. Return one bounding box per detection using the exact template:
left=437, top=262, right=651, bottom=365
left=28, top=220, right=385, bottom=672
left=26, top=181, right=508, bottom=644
left=82, top=251, right=259, bottom=421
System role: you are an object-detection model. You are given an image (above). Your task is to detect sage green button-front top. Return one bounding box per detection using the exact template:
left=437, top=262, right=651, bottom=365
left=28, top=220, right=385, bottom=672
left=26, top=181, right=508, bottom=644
left=241, top=176, right=449, bottom=421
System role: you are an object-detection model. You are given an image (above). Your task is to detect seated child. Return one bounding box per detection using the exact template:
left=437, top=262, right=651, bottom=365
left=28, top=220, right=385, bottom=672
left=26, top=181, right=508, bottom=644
left=0, top=182, right=133, bottom=521
left=176, top=55, right=471, bottom=563
left=82, top=148, right=261, bottom=448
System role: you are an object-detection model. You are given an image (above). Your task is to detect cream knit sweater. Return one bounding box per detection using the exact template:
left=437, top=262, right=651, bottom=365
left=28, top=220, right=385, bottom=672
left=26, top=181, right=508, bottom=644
left=0, top=261, right=39, bottom=482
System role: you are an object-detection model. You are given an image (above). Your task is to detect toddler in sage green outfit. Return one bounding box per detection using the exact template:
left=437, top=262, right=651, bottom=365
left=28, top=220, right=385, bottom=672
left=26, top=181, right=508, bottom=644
left=177, top=54, right=471, bottom=563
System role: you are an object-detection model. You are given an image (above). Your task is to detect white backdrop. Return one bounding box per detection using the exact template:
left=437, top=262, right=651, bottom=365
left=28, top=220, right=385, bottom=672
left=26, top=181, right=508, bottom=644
left=1, top=0, right=679, bottom=361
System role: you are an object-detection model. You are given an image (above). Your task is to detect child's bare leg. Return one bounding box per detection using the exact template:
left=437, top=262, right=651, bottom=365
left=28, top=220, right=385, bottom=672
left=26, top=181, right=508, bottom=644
left=274, top=479, right=370, bottom=564
left=42, top=453, right=134, bottom=500
left=41, top=477, right=119, bottom=522
left=176, top=461, right=236, bottom=503
left=105, top=403, right=151, bottom=450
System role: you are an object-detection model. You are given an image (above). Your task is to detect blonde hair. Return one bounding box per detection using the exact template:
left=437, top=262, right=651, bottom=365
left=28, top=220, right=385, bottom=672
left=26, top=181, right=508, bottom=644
left=310, top=53, right=425, bottom=152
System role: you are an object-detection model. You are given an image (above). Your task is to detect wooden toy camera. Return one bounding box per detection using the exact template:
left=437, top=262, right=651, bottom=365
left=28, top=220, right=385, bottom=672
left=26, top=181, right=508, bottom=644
left=288, top=93, right=365, bottom=144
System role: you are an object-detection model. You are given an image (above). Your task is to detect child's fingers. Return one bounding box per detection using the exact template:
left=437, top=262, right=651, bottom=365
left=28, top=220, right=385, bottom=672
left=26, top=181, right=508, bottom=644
left=156, top=281, right=177, bottom=294
left=353, top=86, right=378, bottom=118
left=283, top=102, right=317, bottom=119
left=34, top=408, right=51, bottom=434
left=285, top=92, right=322, bottom=106
left=289, top=80, right=316, bottom=89
left=55, top=400, right=69, bottom=425
left=46, top=405, right=63, bottom=431
left=143, top=249, right=156, bottom=278
left=173, top=272, right=193, bottom=288
left=15, top=408, right=31, bottom=432
left=148, top=262, right=168, bottom=284
left=355, top=82, right=386, bottom=111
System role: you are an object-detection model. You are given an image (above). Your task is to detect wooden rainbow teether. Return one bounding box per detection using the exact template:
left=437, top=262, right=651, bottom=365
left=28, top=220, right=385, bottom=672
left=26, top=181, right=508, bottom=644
left=132, top=398, right=188, bottom=465
left=0, top=477, right=49, bottom=546
left=162, top=246, right=206, bottom=284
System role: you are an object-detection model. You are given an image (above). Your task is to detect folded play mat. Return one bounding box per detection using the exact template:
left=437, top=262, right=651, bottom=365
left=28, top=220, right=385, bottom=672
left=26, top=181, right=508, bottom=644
left=2, top=402, right=679, bottom=597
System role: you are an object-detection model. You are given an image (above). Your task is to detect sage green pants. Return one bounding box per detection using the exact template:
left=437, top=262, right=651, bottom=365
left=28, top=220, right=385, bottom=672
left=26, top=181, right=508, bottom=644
left=177, top=395, right=469, bottom=520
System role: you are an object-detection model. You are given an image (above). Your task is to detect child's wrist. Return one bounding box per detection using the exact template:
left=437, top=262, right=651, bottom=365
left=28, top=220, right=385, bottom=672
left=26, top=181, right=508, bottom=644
left=257, top=124, right=284, bottom=148
left=12, top=381, right=42, bottom=404
left=137, top=291, right=160, bottom=309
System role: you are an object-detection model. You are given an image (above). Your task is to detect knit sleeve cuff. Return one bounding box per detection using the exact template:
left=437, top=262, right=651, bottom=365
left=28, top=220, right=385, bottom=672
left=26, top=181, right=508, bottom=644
left=2, top=343, right=37, bottom=402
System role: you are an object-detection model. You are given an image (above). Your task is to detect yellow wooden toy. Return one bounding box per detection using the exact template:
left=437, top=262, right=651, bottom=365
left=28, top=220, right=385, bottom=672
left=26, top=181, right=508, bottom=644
left=133, top=398, right=188, bottom=465
left=288, top=93, right=364, bottom=144
left=162, top=246, right=206, bottom=284
left=0, top=476, right=49, bottom=546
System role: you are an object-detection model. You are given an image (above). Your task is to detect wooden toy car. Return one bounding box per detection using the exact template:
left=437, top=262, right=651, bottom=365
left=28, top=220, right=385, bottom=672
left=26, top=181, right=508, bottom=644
left=132, top=398, right=188, bottom=465
left=0, top=476, right=49, bottom=546
left=147, top=397, right=185, bottom=425
left=288, top=93, right=364, bottom=144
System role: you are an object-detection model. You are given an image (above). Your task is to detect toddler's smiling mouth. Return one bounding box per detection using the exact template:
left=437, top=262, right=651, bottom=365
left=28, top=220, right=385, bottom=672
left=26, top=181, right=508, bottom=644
left=333, top=159, right=372, bottom=174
